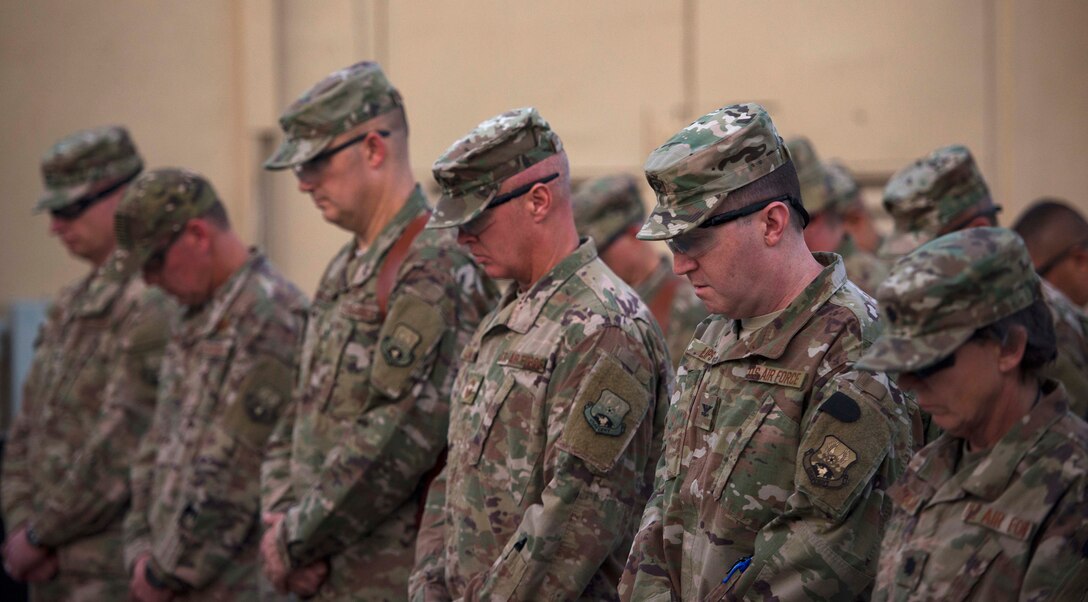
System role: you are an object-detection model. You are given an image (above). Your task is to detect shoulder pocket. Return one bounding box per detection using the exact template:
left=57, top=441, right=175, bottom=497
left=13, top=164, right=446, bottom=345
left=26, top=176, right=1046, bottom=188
left=557, top=354, right=650, bottom=473
left=223, top=358, right=293, bottom=449
left=370, top=294, right=446, bottom=399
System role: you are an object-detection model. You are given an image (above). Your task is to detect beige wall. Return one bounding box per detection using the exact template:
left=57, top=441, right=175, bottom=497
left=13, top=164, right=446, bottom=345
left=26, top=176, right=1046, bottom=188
left=2, top=0, right=1086, bottom=306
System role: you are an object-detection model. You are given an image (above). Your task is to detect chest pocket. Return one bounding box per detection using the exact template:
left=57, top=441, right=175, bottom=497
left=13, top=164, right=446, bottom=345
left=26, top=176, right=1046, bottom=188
left=708, top=384, right=803, bottom=530
left=51, top=318, right=110, bottom=411
left=662, top=355, right=711, bottom=480
left=469, top=367, right=546, bottom=507
left=943, top=537, right=1003, bottom=601
left=324, top=298, right=383, bottom=417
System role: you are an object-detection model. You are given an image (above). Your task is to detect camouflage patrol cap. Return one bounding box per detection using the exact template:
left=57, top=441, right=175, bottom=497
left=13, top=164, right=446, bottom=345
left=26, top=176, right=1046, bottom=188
left=856, top=227, right=1040, bottom=373
left=785, top=137, right=832, bottom=215
left=114, top=168, right=219, bottom=268
left=572, top=174, right=646, bottom=249
left=428, top=107, right=563, bottom=228
left=37, top=126, right=143, bottom=213
left=881, top=145, right=995, bottom=255
left=825, top=160, right=860, bottom=214
left=264, top=61, right=403, bottom=170
left=638, top=103, right=794, bottom=240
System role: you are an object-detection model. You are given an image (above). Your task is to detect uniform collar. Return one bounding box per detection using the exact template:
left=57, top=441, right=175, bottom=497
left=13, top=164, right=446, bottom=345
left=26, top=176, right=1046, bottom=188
left=488, top=238, right=599, bottom=335
left=69, top=249, right=132, bottom=319
left=706, top=252, right=847, bottom=363
left=342, top=184, right=429, bottom=290
left=183, top=250, right=266, bottom=339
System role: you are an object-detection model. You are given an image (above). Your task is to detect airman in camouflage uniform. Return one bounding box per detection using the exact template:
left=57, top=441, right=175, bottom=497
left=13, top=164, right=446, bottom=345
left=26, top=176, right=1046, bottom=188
left=1, top=127, right=175, bottom=601
left=409, top=108, right=672, bottom=601
left=824, top=160, right=890, bottom=295
left=881, top=145, right=1088, bottom=415
left=117, top=168, right=307, bottom=601
left=1014, top=198, right=1088, bottom=308
left=786, top=137, right=888, bottom=295
left=858, top=227, right=1088, bottom=601
left=259, top=62, right=496, bottom=601
left=572, top=173, right=708, bottom=365
left=621, top=104, right=916, bottom=601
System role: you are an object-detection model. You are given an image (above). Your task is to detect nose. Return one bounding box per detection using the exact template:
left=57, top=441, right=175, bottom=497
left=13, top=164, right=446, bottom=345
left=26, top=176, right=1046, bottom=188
left=672, top=251, right=696, bottom=276
left=895, top=373, right=920, bottom=393
left=296, top=174, right=316, bottom=193
left=456, top=228, right=475, bottom=246
left=49, top=215, right=67, bottom=235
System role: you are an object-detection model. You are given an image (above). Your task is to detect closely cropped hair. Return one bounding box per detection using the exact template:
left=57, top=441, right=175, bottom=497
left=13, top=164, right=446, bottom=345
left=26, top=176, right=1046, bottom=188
left=201, top=200, right=231, bottom=230
left=718, top=159, right=805, bottom=230
left=973, top=297, right=1057, bottom=378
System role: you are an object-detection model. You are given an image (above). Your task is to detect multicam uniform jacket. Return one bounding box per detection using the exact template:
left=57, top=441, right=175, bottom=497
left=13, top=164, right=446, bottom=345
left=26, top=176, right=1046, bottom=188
left=1040, top=280, right=1088, bottom=418
left=621, top=254, right=917, bottom=601
left=872, top=381, right=1088, bottom=601
left=1, top=253, right=174, bottom=601
left=635, top=256, right=708, bottom=368
left=123, top=251, right=307, bottom=600
left=260, top=187, right=496, bottom=601
left=409, top=240, right=672, bottom=601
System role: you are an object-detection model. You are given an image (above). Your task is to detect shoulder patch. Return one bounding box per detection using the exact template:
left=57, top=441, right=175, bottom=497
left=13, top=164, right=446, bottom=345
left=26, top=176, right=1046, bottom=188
left=797, top=386, right=893, bottom=520
left=558, top=354, right=649, bottom=473
left=820, top=392, right=861, bottom=423
left=371, top=293, right=446, bottom=398
left=225, top=358, right=292, bottom=449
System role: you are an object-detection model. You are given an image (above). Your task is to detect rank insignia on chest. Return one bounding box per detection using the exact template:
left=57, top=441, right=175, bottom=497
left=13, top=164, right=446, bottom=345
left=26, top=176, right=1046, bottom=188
left=803, top=435, right=858, bottom=488
left=583, top=389, right=630, bottom=436
left=745, top=363, right=806, bottom=389
left=380, top=324, right=421, bottom=367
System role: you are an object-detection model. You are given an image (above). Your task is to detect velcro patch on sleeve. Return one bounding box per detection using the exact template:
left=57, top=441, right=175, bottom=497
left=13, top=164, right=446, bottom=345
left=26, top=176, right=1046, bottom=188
left=225, top=358, right=293, bottom=449
left=796, top=384, right=893, bottom=520
left=557, top=354, right=650, bottom=473
left=370, top=294, right=446, bottom=399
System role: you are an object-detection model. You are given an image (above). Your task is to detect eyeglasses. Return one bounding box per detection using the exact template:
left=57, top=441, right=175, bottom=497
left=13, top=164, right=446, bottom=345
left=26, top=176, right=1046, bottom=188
left=49, top=171, right=140, bottom=221
left=458, top=173, right=559, bottom=237
left=292, top=129, right=391, bottom=182
left=1037, top=237, right=1088, bottom=276
left=665, top=194, right=797, bottom=257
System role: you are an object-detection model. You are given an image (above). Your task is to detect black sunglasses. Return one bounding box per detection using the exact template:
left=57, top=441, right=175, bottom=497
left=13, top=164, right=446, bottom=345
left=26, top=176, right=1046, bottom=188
left=698, top=193, right=810, bottom=230
left=49, top=171, right=140, bottom=221
left=487, top=173, right=559, bottom=210
left=293, top=129, right=391, bottom=179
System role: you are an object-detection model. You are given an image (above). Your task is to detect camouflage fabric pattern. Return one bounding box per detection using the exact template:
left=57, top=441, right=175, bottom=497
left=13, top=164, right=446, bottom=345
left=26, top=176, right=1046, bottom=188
left=261, top=187, right=497, bottom=600
left=635, top=256, right=708, bottom=367
left=824, top=160, right=861, bottom=214
left=572, top=174, right=646, bottom=250
left=637, top=103, right=790, bottom=241
left=264, top=61, right=403, bottom=169
left=1039, top=280, right=1088, bottom=418
left=880, top=145, right=994, bottom=256
left=429, top=107, right=563, bottom=228
left=785, top=137, right=832, bottom=214
left=857, top=228, right=1040, bottom=373
left=872, top=382, right=1088, bottom=601
left=409, top=241, right=673, bottom=601
left=36, top=125, right=143, bottom=212
left=115, top=168, right=219, bottom=267
left=621, top=255, right=917, bottom=601
left=123, top=252, right=307, bottom=599
left=1, top=253, right=174, bottom=601
left=836, top=235, right=891, bottom=297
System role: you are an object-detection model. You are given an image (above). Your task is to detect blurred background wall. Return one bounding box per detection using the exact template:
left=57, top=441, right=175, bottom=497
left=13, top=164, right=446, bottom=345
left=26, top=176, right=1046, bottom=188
left=2, top=0, right=1086, bottom=304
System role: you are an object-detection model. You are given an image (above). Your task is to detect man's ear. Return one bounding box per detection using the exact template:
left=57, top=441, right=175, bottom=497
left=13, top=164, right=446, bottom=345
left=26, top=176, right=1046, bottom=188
left=997, top=325, right=1028, bottom=374
left=185, top=218, right=214, bottom=252
left=363, top=132, right=388, bottom=167
left=527, top=183, right=554, bottom=223
left=762, top=201, right=792, bottom=246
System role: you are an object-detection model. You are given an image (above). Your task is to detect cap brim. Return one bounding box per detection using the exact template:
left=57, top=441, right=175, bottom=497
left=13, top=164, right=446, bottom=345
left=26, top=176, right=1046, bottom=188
left=34, top=182, right=91, bottom=213
left=262, top=134, right=334, bottom=170
left=854, top=326, right=975, bottom=373
left=426, top=188, right=496, bottom=229
left=636, top=193, right=726, bottom=241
